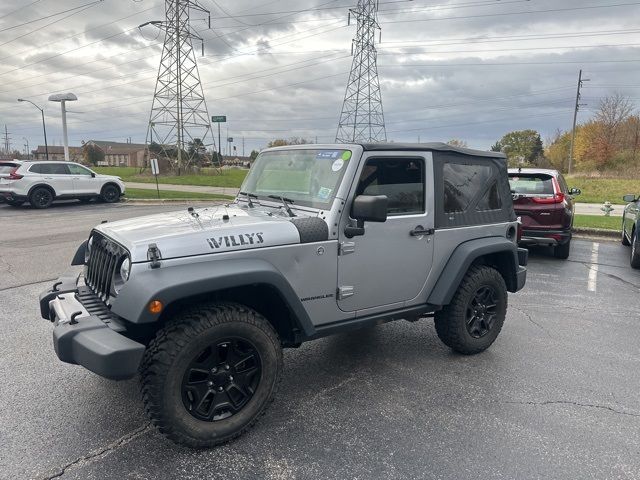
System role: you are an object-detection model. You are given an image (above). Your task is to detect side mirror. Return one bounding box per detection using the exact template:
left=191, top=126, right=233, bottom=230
left=623, top=194, right=637, bottom=203
left=91, top=172, right=96, bottom=178
left=569, top=187, right=581, bottom=195
left=345, top=195, right=388, bottom=238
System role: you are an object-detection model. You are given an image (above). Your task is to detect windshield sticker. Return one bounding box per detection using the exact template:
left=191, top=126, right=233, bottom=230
left=318, top=187, right=332, bottom=200
left=341, top=151, right=352, bottom=160
left=316, top=150, right=342, bottom=159
left=331, top=158, right=344, bottom=172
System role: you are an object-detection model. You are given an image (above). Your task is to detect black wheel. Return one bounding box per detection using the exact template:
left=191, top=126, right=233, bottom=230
left=630, top=229, right=640, bottom=269
left=6, top=199, right=24, bottom=207
left=621, top=217, right=630, bottom=246
left=101, top=184, right=120, bottom=203
left=434, top=265, right=507, bottom=355
left=140, top=302, right=282, bottom=448
left=29, top=187, right=54, bottom=209
left=553, top=239, right=571, bottom=259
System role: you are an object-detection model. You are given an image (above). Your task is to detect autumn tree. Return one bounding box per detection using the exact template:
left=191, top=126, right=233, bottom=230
left=447, top=139, right=468, bottom=148
left=82, top=143, right=105, bottom=166
left=267, top=137, right=310, bottom=148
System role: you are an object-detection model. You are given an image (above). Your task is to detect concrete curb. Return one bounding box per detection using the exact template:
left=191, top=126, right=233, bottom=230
left=573, top=227, right=619, bottom=239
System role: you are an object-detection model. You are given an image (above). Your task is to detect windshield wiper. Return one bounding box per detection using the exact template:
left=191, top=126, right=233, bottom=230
left=267, top=195, right=296, bottom=217
left=239, top=191, right=257, bottom=208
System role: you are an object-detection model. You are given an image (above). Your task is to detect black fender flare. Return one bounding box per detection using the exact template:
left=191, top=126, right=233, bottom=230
left=28, top=183, right=57, bottom=199
left=427, top=236, right=520, bottom=306
left=110, top=258, right=315, bottom=336
left=71, top=240, right=88, bottom=266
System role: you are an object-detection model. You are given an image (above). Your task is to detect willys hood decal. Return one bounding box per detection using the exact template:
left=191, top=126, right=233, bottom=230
left=94, top=205, right=305, bottom=262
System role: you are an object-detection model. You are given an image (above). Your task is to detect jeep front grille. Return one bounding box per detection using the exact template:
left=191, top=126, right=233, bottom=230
left=85, top=233, right=124, bottom=302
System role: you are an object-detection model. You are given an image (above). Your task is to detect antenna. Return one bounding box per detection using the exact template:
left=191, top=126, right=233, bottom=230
left=140, top=0, right=216, bottom=174
left=336, top=0, right=386, bottom=143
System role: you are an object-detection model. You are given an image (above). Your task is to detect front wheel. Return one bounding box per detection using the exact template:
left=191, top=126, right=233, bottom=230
left=140, top=302, right=282, bottom=448
left=630, top=230, right=640, bottom=269
left=621, top=217, right=631, bottom=246
left=434, top=265, right=507, bottom=355
left=100, top=184, right=120, bottom=203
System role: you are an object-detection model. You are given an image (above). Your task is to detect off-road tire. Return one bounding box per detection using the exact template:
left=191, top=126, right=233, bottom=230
left=6, top=199, right=24, bottom=207
left=434, top=265, right=507, bottom=355
left=553, top=239, right=571, bottom=259
left=29, top=186, right=54, bottom=209
left=100, top=184, right=120, bottom=203
left=140, top=302, right=282, bottom=448
left=630, top=229, right=640, bottom=269
left=621, top=218, right=630, bottom=246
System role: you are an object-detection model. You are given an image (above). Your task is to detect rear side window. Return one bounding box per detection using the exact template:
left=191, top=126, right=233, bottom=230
left=30, top=163, right=70, bottom=175
left=508, top=174, right=554, bottom=195
left=0, top=163, right=18, bottom=174
left=443, top=163, right=495, bottom=213
left=356, top=157, right=425, bottom=215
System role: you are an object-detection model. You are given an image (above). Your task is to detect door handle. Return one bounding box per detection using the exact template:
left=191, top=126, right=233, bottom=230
left=410, top=225, right=434, bottom=236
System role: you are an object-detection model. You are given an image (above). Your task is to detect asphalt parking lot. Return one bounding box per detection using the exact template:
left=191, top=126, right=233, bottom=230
left=1, top=202, right=639, bottom=480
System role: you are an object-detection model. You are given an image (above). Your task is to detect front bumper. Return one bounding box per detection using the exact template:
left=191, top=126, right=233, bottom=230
left=40, top=276, right=144, bottom=380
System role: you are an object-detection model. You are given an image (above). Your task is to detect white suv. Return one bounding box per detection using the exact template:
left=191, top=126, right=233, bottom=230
left=0, top=161, right=125, bottom=209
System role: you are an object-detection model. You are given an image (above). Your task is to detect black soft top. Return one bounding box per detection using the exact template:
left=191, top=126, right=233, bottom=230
left=360, top=142, right=506, bottom=159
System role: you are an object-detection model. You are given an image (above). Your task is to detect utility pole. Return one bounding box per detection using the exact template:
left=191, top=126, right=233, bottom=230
left=141, top=0, right=215, bottom=175
left=3, top=125, right=10, bottom=154
left=242, top=137, right=245, bottom=157
left=336, top=0, right=386, bottom=143
left=568, top=69, right=589, bottom=174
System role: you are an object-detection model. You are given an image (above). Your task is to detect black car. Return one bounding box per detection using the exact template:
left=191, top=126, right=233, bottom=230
left=621, top=193, right=640, bottom=268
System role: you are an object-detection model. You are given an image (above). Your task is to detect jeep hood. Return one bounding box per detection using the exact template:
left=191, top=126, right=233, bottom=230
left=94, top=205, right=310, bottom=262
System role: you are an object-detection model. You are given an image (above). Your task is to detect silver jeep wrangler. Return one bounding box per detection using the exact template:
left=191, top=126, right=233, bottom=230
left=39, top=143, right=527, bottom=447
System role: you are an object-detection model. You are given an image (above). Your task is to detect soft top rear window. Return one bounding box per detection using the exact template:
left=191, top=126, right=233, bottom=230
left=0, top=163, right=18, bottom=173
left=508, top=174, right=554, bottom=195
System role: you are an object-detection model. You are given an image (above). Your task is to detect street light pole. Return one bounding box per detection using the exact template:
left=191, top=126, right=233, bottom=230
left=48, top=93, right=77, bottom=161
left=17, top=98, right=49, bottom=160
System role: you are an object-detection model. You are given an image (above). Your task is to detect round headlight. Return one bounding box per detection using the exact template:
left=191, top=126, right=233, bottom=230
left=120, top=257, right=131, bottom=282
left=85, top=236, right=93, bottom=263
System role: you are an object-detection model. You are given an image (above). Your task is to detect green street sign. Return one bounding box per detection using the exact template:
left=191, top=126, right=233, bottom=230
left=211, top=115, right=227, bottom=123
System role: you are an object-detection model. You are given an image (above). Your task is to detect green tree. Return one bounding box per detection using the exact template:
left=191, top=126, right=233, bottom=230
left=447, top=139, right=468, bottom=148
left=250, top=149, right=259, bottom=160
left=490, top=141, right=502, bottom=152
left=82, top=143, right=105, bottom=166
left=498, top=130, right=544, bottom=166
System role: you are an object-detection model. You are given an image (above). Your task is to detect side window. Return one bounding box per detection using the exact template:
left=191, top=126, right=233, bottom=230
left=51, top=163, right=70, bottom=175
left=68, top=164, right=92, bottom=175
left=356, top=157, right=425, bottom=216
left=476, top=182, right=502, bottom=211
left=29, top=164, right=43, bottom=174
left=443, top=163, right=494, bottom=213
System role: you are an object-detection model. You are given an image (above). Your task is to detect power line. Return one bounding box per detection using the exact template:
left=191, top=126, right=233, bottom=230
left=0, top=0, right=104, bottom=33
left=0, top=0, right=45, bottom=20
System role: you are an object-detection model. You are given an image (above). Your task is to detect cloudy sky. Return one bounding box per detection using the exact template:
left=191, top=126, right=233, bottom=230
left=1, top=0, right=640, bottom=154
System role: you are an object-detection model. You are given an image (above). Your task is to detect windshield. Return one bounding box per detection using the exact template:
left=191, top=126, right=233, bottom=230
left=240, top=149, right=353, bottom=208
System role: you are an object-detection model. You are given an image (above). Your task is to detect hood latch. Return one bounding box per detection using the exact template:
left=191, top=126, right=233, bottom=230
left=147, top=243, right=162, bottom=269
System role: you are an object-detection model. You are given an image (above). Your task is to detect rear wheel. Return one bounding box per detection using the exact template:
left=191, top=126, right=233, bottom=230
left=630, top=229, right=640, bottom=269
left=434, top=265, right=507, bottom=355
left=140, top=302, right=282, bottom=448
left=553, top=239, right=571, bottom=259
left=100, top=184, right=120, bottom=203
left=29, top=187, right=54, bottom=209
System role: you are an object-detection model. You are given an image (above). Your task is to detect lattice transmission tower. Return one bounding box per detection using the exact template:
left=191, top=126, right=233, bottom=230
left=140, top=0, right=216, bottom=173
left=336, top=0, right=386, bottom=143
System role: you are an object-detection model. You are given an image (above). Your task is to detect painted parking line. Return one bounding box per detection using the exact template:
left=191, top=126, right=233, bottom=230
left=588, top=242, right=600, bottom=292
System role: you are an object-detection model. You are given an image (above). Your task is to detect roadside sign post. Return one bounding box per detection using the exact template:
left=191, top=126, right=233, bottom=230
left=150, top=158, right=160, bottom=199
left=211, top=115, right=226, bottom=164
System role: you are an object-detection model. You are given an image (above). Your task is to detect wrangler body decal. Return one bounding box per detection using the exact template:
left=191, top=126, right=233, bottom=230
left=207, top=232, right=264, bottom=249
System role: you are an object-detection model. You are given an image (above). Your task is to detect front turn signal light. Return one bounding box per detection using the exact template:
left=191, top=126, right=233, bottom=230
left=148, top=300, right=163, bottom=314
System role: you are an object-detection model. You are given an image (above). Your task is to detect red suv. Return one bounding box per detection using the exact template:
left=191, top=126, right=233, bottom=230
left=508, top=168, right=580, bottom=259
